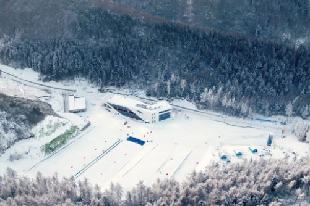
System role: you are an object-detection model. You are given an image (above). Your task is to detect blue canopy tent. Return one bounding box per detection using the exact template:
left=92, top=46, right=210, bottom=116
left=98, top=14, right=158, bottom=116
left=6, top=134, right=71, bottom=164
left=249, top=146, right=258, bottom=153
left=234, top=150, right=242, bottom=156
left=219, top=151, right=227, bottom=160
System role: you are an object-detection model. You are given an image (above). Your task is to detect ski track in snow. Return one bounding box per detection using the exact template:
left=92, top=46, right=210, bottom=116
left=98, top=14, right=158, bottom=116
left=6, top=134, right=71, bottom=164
left=74, top=139, right=122, bottom=179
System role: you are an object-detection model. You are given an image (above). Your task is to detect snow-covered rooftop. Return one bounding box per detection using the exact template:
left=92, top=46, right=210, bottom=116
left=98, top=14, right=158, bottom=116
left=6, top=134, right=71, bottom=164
left=75, top=97, right=86, bottom=111
left=68, top=95, right=86, bottom=111
left=108, top=95, right=171, bottom=112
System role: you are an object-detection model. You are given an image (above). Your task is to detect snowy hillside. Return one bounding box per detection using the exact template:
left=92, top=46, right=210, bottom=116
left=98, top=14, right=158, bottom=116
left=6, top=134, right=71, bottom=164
left=0, top=72, right=57, bottom=154
left=0, top=64, right=309, bottom=192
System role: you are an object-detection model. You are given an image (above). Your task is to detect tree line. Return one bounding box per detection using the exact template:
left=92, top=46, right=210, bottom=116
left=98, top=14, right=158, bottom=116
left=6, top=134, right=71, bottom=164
left=1, top=157, right=310, bottom=205
left=0, top=93, right=55, bottom=154
left=0, top=2, right=310, bottom=118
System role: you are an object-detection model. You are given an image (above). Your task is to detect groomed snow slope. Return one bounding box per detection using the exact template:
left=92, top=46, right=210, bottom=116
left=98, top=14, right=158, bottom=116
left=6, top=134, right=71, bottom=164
left=0, top=65, right=309, bottom=192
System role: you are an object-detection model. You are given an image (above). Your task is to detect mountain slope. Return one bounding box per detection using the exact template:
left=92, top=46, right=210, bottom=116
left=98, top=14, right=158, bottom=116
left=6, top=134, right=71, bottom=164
left=0, top=0, right=309, bottom=117
left=0, top=93, right=55, bottom=154
left=109, top=0, right=310, bottom=47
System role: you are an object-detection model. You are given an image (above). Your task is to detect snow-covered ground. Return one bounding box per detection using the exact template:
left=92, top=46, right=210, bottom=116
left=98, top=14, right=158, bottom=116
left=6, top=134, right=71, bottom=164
left=0, top=73, right=49, bottom=99
left=0, top=64, right=309, bottom=192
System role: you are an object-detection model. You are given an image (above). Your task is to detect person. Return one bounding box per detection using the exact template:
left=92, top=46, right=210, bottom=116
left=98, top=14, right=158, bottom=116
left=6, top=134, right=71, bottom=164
left=281, top=129, right=285, bottom=138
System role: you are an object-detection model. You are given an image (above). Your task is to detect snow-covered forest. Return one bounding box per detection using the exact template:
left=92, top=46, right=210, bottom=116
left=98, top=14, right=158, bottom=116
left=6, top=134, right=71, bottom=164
left=109, top=0, right=310, bottom=47
left=1, top=1, right=310, bottom=205
left=0, top=0, right=310, bottom=118
left=0, top=93, right=55, bottom=154
left=1, top=158, right=310, bottom=206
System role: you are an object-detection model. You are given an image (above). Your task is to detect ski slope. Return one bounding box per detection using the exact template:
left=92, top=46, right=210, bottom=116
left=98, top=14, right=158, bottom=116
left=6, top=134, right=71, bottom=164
left=0, top=64, right=309, bottom=192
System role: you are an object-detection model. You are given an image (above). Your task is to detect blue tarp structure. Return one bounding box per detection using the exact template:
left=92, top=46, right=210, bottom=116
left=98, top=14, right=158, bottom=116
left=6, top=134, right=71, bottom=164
left=234, top=150, right=242, bottom=156
left=127, top=136, right=145, bottom=146
left=267, top=136, right=273, bottom=146
left=220, top=155, right=227, bottom=159
left=249, top=146, right=258, bottom=153
left=219, top=152, right=227, bottom=160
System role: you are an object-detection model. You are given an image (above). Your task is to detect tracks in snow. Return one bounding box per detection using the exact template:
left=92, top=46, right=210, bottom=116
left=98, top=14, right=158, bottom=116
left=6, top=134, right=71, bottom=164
left=171, top=150, right=192, bottom=178
left=0, top=69, right=76, bottom=92
left=73, top=139, right=123, bottom=179
left=121, top=144, right=159, bottom=178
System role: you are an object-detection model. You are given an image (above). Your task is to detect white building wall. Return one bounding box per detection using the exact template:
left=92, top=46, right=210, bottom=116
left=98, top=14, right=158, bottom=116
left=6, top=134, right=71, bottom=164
left=129, top=104, right=171, bottom=123
left=68, top=95, right=75, bottom=112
